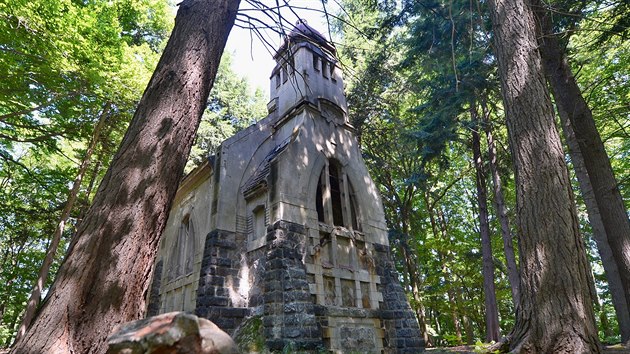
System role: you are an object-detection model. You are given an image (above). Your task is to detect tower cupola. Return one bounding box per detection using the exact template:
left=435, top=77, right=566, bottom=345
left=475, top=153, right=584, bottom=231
left=268, top=20, right=348, bottom=121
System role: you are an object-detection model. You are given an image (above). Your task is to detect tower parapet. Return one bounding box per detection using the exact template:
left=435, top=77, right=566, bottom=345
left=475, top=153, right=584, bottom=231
left=269, top=20, right=348, bottom=121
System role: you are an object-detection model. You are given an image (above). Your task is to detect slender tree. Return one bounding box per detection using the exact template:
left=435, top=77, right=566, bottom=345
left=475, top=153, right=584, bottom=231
left=559, top=111, right=630, bottom=341
left=482, top=102, right=520, bottom=308
left=470, top=105, right=500, bottom=342
left=487, top=0, right=601, bottom=350
left=14, top=102, right=111, bottom=343
left=9, top=0, right=240, bottom=352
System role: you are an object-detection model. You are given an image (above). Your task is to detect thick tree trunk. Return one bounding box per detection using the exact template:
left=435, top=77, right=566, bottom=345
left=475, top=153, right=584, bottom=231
left=482, top=107, right=520, bottom=308
left=9, top=1, right=240, bottom=353
left=471, top=107, right=500, bottom=342
left=15, top=102, right=111, bottom=343
left=487, top=0, right=601, bottom=351
left=532, top=0, right=630, bottom=342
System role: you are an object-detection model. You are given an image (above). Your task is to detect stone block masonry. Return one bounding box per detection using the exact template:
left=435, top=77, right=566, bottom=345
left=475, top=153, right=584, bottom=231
left=263, top=220, right=324, bottom=352
left=196, top=229, right=250, bottom=335
left=374, top=243, right=425, bottom=353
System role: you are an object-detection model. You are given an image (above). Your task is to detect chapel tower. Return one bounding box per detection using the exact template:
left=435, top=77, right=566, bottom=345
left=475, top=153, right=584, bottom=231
left=269, top=19, right=347, bottom=121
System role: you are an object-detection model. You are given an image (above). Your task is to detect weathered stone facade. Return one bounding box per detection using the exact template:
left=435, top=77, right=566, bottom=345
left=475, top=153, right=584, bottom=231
left=147, top=21, right=424, bottom=353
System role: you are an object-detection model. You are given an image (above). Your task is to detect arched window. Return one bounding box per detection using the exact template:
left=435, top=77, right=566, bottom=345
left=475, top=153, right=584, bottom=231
left=315, top=160, right=359, bottom=230
left=312, top=160, right=376, bottom=311
left=168, top=214, right=195, bottom=280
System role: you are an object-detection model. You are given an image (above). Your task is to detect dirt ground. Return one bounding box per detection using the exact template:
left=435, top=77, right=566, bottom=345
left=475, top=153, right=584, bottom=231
left=426, top=344, right=630, bottom=353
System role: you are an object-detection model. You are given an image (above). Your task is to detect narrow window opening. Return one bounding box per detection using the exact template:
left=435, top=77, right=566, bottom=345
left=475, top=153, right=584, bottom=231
left=322, top=60, right=328, bottom=78
left=313, top=53, right=320, bottom=71
left=282, top=64, right=288, bottom=83
left=329, top=163, right=343, bottom=226
left=275, top=72, right=281, bottom=88
left=181, top=214, right=194, bottom=275
left=330, top=64, right=336, bottom=82
left=348, top=181, right=359, bottom=230
left=315, top=159, right=361, bottom=229
left=253, top=205, right=266, bottom=240
left=169, top=214, right=194, bottom=280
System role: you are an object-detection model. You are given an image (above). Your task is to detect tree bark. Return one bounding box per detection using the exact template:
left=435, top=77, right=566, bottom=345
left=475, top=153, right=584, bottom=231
left=9, top=0, right=240, bottom=353
left=401, top=238, right=430, bottom=346
left=462, top=313, right=474, bottom=345
left=531, top=0, right=630, bottom=342
left=482, top=104, right=520, bottom=308
left=15, top=102, right=111, bottom=344
left=487, top=0, right=601, bottom=351
left=471, top=106, right=500, bottom=342
left=559, top=102, right=630, bottom=341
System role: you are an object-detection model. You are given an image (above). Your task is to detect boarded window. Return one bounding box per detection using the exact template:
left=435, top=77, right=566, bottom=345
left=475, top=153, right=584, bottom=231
left=168, top=214, right=194, bottom=280
left=253, top=205, right=266, bottom=240
left=315, top=160, right=359, bottom=230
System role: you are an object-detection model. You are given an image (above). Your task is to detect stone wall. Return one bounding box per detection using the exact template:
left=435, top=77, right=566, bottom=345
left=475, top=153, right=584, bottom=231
left=263, top=221, right=324, bottom=351
left=190, top=220, right=424, bottom=353
left=196, top=229, right=249, bottom=335
left=374, top=243, right=425, bottom=353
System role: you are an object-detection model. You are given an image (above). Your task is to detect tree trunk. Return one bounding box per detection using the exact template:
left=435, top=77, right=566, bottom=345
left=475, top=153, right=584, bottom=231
left=15, top=102, right=111, bottom=344
left=398, top=197, right=431, bottom=347
left=9, top=0, right=240, bottom=353
left=482, top=104, right=520, bottom=308
left=436, top=209, right=463, bottom=346
left=401, top=239, right=430, bottom=346
left=462, top=313, right=474, bottom=345
left=559, top=105, right=630, bottom=341
left=532, top=0, right=630, bottom=342
left=487, top=0, right=601, bottom=351
left=471, top=106, right=500, bottom=342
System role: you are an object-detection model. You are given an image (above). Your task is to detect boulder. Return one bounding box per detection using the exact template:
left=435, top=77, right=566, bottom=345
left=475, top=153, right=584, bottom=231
left=106, top=312, right=239, bottom=354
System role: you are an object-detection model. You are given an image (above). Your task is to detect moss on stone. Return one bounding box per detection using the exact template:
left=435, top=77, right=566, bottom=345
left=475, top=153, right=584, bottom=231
left=233, top=315, right=267, bottom=353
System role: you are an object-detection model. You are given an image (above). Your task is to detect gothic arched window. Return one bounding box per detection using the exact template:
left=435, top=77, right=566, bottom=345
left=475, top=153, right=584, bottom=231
left=315, top=160, right=360, bottom=230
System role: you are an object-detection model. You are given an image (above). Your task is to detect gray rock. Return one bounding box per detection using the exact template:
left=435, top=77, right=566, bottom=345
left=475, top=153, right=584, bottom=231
left=106, top=312, right=239, bottom=354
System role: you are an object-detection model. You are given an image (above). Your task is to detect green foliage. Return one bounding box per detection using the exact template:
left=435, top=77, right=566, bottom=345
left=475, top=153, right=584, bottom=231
left=0, top=0, right=171, bottom=345
left=334, top=0, right=629, bottom=345
left=335, top=0, right=518, bottom=346
left=473, top=340, right=499, bottom=354
left=568, top=10, right=630, bottom=208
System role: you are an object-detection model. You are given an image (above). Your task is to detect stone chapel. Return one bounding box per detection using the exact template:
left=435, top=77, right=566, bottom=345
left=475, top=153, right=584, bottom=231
left=146, top=20, right=424, bottom=353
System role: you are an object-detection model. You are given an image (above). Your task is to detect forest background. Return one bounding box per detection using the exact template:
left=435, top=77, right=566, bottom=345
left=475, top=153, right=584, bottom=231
left=0, top=0, right=628, bottom=349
